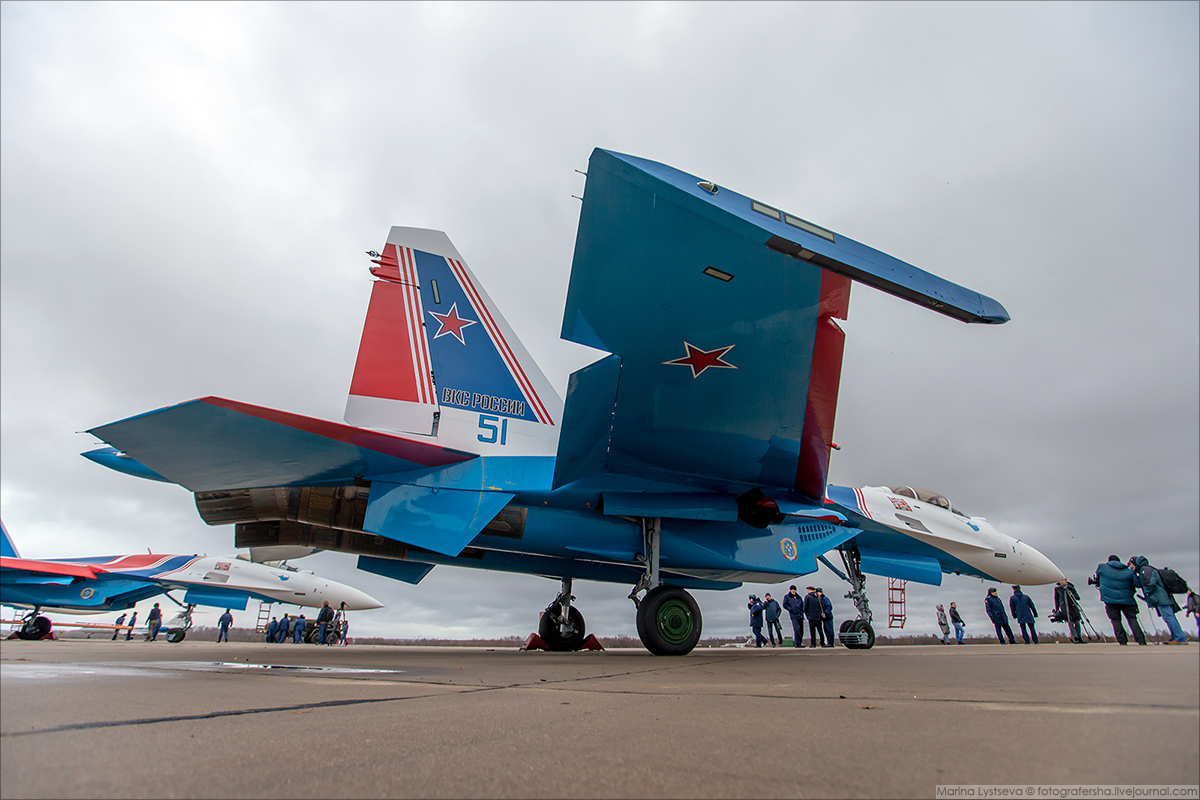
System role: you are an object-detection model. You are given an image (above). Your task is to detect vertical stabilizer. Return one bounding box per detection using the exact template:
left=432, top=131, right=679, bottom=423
left=345, top=227, right=561, bottom=456
left=0, top=519, right=19, bottom=558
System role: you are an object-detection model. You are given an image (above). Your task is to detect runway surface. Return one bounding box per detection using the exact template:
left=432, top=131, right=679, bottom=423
left=2, top=638, right=1197, bottom=798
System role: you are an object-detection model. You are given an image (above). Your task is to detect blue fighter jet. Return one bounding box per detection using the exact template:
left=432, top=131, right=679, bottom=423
left=81, top=149, right=1061, bottom=654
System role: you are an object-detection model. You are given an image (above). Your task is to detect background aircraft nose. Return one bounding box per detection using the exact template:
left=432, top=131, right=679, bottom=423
left=324, top=582, right=384, bottom=610
left=1023, top=544, right=1066, bottom=584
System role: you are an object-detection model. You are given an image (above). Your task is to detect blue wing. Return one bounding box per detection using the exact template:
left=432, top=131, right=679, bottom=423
left=554, top=149, right=1008, bottom=502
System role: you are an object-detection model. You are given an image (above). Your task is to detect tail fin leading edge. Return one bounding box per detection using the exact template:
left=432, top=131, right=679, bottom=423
left=1, top=519, right=19, bottom=558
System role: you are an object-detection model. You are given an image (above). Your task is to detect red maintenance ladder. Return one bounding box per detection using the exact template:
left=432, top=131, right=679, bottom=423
left=887, top=578, right=908, bottom=629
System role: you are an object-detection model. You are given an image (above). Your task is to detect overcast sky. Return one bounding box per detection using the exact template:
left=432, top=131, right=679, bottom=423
left=2, top=2, right=1197, bottom=643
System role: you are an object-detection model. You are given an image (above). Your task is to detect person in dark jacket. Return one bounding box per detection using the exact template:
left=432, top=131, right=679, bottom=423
left=762, top=593, right=783, bottom=647
left=1186, top=591, right=1200, bottom=640
left=949, top=602, right=965, bottom=644
left=1130, top=555, right=1188, bottom=644
left=782, top=585, right=806, bottom=648
left=1093, top=555, right=1146, bottom=645
left=277, top=613, right=290, bottom=644
left=1053, top=579, right=1085, bottom=643
left=317, top=601, right=335, bottom=644
left=817, top=589, right=835, bottom=647
left=747, top=595, right=767, bottom=647
left=146, top=603, right=162, bottom=641
left=1009, top=586, right=1039, bottom=644
left=266, top=617, right=278, bottom=643
left=293, top=614, right=306, bottom=643
left=124, top=611, right=137, bottom=640
left=217, top=609, right=233, bottom=642
left=112, top=613, right=126, bottom=641
left=985, top=588, right=1016, bottom=644
left=803, top=587, right=825, bottom=646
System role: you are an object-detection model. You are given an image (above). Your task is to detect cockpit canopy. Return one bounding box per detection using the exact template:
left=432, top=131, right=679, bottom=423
left=888, top=486, right=968, bottom=517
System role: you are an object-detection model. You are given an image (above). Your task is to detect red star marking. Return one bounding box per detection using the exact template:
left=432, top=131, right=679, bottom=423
left=662, top=342, right=738, bottom=378
left=428, top=302, right=478, bottom=344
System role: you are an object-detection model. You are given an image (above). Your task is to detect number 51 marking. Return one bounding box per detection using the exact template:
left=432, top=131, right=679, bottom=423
left=478, top=414, right=508, bottom=445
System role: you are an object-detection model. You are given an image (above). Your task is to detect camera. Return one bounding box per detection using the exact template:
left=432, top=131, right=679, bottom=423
left=1086, top=576, right=1098, bottom=586
left=1049, top=611, right=1067, bottom=623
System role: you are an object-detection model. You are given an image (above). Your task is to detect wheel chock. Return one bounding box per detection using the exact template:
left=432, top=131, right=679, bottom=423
left=520, top=633, right=550, bottom=651
left=580, top=634, right=604, bottom=651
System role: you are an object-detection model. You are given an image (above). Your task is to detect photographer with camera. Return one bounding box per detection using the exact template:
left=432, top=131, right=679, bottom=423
left=1130, top=555, right=1188, bottom=644
left=1052, top=578, right=1085, bottom=643
left=747, top=595, right=767, bottom=648
left=1092, top=555, right=1146, bottom=645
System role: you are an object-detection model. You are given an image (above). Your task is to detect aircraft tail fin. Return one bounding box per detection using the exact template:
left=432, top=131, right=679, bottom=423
left=1, top=519, right=19, bottom=558
left=345, top=227, right=561, bottom=456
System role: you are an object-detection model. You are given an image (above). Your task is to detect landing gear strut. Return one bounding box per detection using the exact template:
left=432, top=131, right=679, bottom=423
left=163, top=602, right=196, bottom=644
left=16, top=607, right=52, bottom=640
left=820, top=546, right=876, bottom=649
left=629, top=518, right=702, bottom=655
left=539, top=577, right=586, bottom=651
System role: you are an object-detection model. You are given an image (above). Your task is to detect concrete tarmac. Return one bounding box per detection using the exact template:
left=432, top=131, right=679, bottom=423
left=1, top=638, right=1197, bottom=799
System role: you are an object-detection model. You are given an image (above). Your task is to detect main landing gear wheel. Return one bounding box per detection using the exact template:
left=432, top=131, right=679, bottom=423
left=165, top=628, right=186, bottom=643
left=636, top=586, right=702, bottom=656
left=843, top=620, right=875, bottom=650
left=18, top=615, right=51, bottom=640
left=539, top=606, right=586, bottom=652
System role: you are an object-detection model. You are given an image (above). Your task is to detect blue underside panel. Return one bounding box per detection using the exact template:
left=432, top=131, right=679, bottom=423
left=601, top=492, right=739, bottom=522
left=857, top=546, right=944, bottom=586
left=182, top=588, right=252, bottom=610
left=356, top=555, right=436, bottom=585
left=364, top=482, right=515, bottom=557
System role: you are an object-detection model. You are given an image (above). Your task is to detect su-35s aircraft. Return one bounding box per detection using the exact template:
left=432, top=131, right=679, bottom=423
left=0, top=518, right=381, bottom=641
left=82, top=148, right=1063, bottom=655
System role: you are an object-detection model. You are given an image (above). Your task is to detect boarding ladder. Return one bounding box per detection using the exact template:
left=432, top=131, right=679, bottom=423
left=887, top=578, right=907, bottom=629
left=255, top=601, right=272, bottom=633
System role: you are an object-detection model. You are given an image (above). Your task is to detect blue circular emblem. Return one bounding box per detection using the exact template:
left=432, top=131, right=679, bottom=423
left=780, top=538, right=798, bottom=561
left=80, top=587, right=95, bottom=599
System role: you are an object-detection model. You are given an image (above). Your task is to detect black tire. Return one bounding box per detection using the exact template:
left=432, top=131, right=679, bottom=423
left=851, top=620, right=875, bottom=649
left=839, top=620, right=855, bottom=634
left=305, top=626, right=319, bottom=644
left=165, top=628, right=186, bottom=643
left=539, top=606, right=586, bottom=651
left=18, top=616, right=52, bottom=640
left=636, top=586, right=702, bottom=656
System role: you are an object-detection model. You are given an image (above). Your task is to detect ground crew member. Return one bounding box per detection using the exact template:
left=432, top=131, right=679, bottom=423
left=747, top=595, right=766, bottom=647
left=112, top=613, right=126, bottom=641
left=278, top=613, right=290, bottom=643
left=267, top=617, right=278, bottom=643
left=1009, top=586, right=1039, bottom=644
left=124, top=611, right=137, bottom=640
left=217, top=609, right=233, bottom=642
left=147, top=603, right=162, bottom=641
left=803, top=587, right=824, bottom=646
left=818, top=588, right=835, bottom=647
left=783, top=585, right=805, bottom=648
left=985, top=588, right=1016, bottom=644
left=293, top=614, right=306, bottom=643
left=317, top=601, right=334, bottom=644
left=763, top=593, right=783, bottom=647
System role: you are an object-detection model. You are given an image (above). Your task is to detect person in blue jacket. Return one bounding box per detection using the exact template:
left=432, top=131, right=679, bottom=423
left=277, top=613, right=290, bottom=644
left=293, top=614, right=306, bottom=643
left=1130, top=555, right=1188, bottom=644
left=217, top=609, right=233, bottom=643
left=762, top=593, right=783, bottom=647
left=817, top=589, right=835, bottom=648
left=1009, top=586, right=1039, bottom=644
left=266, top=617, right=278, bottom=643
left=747, top=595, right=767, bottom=647
left=803, top=587, right=825, bottom=646
left=782, top=586, right=806, bottom=648
left=985, top=587, right=1016, bottom=644
left=1093, top=554, right=1147, bottom=645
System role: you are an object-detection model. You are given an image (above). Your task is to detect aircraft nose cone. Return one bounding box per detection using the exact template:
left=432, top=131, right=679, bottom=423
left=1024, top=545, right=1066, bottom=584
left=325, top=583, right=384, bottom=610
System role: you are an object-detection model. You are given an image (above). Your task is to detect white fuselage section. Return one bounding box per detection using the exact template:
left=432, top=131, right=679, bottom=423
left=157, top=556, right=383, bottom=610
left=854, top=486, right=1064, bottom=585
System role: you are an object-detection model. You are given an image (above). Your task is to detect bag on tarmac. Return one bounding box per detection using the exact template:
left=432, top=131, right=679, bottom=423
left=1157, top=567, right=1190, bottom=595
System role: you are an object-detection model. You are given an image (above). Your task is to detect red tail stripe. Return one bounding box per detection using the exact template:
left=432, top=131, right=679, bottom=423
left=447, top=258, right=554, bottom=425
left=400, top=247, right=436, bottom=405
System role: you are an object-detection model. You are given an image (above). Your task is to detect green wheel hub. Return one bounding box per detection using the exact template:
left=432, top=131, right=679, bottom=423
left=655, top=598, right=695, bottom=644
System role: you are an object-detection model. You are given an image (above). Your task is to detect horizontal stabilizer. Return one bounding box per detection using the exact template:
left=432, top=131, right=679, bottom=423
left=356, top=555, right=436, bottom=585
left=86, top=397, right=475, bottom=492
left=364, top=482, right=514, bottom=557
